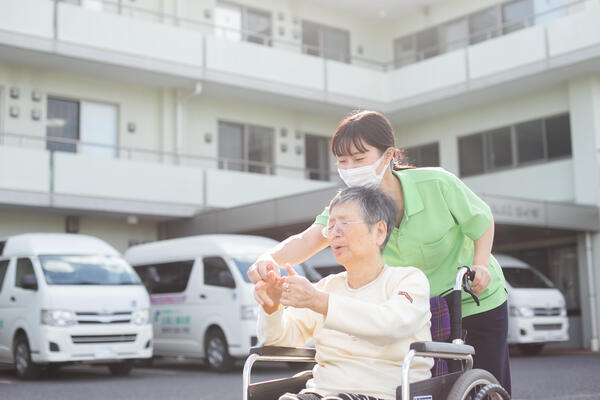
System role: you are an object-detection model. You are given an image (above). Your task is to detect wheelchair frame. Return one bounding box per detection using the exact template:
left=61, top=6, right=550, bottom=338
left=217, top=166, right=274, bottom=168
left=243, top=266, right=509, bottom=400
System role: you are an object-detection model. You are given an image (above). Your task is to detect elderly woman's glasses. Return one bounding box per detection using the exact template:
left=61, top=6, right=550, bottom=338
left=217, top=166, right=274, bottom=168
left=321, top=220, right=366, bottom=237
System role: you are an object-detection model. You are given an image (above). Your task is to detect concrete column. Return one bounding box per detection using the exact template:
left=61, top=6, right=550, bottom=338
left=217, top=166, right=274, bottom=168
left=439, top=134, right=459, bottom=175
left=160, top=88, right=176, bottom=164
left=569, top=74, right=600, bottom=350
left=568, top=75, right=600, bottom=205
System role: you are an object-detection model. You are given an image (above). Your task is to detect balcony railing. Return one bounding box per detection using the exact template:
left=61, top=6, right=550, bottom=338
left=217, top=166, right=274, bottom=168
left=0, top=131, right=338, bottom=182
left=54, top=0, right=591, bottom=71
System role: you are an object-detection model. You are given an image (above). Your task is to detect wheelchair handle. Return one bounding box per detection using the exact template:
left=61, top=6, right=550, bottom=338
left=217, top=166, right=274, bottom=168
left=449, top=266, right=481, bottom=343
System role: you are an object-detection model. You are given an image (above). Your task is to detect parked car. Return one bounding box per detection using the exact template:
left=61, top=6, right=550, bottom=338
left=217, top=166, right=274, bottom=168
left=125, top=234, right=320, bottom=372
left=496, top=253, right=569, bottom=355
left=0, top=233, right=152, bottom=379
left=306, top=249, right=569, bottom=356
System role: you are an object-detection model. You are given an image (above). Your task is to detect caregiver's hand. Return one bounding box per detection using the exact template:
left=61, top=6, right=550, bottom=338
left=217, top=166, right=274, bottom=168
left=281, top=265, right=329, bottom=316
left=470, top=264, right=491, bottom=295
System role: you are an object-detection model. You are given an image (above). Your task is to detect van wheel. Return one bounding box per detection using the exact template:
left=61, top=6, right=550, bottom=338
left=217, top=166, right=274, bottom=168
left=108, top=360, right=134, bottom=376
left=14, top=336, right=41, bottom=380
left=518, top=343, right=544, bottom=356
left=205, top=329, right=233, bottom=372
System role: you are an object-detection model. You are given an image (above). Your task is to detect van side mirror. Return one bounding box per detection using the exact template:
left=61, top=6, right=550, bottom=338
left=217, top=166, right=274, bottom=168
left=218, top=271, right=236, bottom=289
left=20, top=274, right=38, bottom=291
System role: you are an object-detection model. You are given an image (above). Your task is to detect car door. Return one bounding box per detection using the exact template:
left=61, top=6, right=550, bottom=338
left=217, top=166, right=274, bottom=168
left=198, top=257, right=239, bottom=347
left=8, top=258, right=40, bottom=351
left=0, top=258, right=12, bottom=362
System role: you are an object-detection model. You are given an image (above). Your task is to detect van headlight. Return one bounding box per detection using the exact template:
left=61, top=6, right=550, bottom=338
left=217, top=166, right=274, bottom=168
left=132, top=309, right=149, bottom=325
left=240, top=305, right=258, bottom=321
left=510, top=305, right=534, bottom=318
left=41, top=310, right=77, bottom=327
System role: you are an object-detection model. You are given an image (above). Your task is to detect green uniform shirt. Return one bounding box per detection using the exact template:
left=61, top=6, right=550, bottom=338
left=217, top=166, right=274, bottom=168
left=315, top=167, right=507, bottom=318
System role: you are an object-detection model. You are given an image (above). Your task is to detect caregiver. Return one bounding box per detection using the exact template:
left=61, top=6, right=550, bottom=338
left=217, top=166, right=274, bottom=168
left=247, top=110, right=511, bottom=394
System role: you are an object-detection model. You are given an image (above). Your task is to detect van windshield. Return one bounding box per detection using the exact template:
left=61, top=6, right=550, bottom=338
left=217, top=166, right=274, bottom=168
left=502, top=267, right=553, bottom=289
left=39, top=255, right=141, bottom=285
left=232, top=257, right=308, bottom=283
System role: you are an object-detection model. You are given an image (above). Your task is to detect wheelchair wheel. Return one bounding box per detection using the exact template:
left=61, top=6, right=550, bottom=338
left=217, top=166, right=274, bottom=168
left=474, top=384, right=510, bottom=400
left=446, top=369, right=508, bottom=400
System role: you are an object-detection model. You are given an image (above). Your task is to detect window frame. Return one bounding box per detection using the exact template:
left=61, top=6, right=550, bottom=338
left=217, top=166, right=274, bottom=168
left=218, top=119, right=275, bottom=174
left=133, top=259, right=195, bottom=295
left=458, top=113, right=572, bottom=177
left=0, top=258, right=9, bottom=292
left=304, top=133, right=331, bottom=181
left=216, top=1, right=272, bottom=46
left=403, top=142, right=440, bottom=168
left=202, top=256, right=236, bottom=289
left=15, top=257, right=37, bottom=290
left=301, top=20, right=351, bottom=63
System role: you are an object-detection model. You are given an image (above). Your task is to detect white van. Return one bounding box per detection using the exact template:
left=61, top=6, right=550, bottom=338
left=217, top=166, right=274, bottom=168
left=496, top=253, right=569, bottom=355
left=307, top=249, right=569, bottom=355
left=0, top=233, right=152, bottom=379
left=125, top=234, right=320, bottom=372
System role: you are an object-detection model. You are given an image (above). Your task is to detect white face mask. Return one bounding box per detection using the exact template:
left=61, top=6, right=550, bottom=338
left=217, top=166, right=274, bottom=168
left=337, top=151, right=389, bottom=188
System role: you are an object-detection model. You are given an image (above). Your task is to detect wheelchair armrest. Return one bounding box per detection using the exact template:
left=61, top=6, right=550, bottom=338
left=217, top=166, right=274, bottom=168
left=409, top=341, right=475, bottom=356
left=249, top=346, right=316, bottom=359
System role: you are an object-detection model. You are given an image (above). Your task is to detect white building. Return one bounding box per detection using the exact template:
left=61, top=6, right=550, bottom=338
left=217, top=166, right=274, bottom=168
left=0, top=0, right=599, bottom=350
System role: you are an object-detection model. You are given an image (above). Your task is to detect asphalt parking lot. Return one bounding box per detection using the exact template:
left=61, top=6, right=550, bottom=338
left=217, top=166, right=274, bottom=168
left=0, top=350, right=599, bottom=399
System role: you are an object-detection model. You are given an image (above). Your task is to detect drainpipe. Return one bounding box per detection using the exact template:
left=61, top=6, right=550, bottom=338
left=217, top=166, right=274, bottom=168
left=175, top=82, right=203, bottom=164
left=585, top=232, right=600, bottom=351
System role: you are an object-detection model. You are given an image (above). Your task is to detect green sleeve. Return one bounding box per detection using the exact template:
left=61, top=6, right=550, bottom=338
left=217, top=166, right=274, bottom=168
left=442, top=172, right=492, bottom=240
left=314, top=206, right=330, bottom=226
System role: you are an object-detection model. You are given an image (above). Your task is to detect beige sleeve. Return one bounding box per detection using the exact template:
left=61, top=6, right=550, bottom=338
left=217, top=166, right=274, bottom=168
left=323, top=268, right=431, bottom=346
left=257, top=276, right=334, bottom=347
left=257, top=306, right=319, bottom=347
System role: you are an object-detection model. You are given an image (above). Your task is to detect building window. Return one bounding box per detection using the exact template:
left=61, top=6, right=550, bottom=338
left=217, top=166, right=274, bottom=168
left=485, top=127, right=513, bottom=170
left=404, top=142, right=440, bottom=167
left=301, top=21, right=350, bottom=63
left=218, top=121, right=274, bottom=174
left=545, top=114, right=572, bottom=159
left=393, top=36, right=417, bottom=68
left=47, top=97, right=79, bottom=153
left=516, top=119, right=544, bottom=164
left=305, top=134, right=330, bottom=181
left=46, top=97, right=117, bottom=158
left=215, top=2, right=272, bottom=46
left=502, top=0, right=534, bottom=34
left=458, top=114, right=572, bottom=177
left=469, top=6, right=501, bottom=45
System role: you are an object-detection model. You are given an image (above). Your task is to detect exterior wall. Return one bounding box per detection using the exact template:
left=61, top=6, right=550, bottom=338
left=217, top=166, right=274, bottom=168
left=396, top=83, right=569, bottom=173
left=183, top=96, right=338, bottom=177
left=0, top=64, right=164, bottom=161
left=0, top=211, right=158, bottom=254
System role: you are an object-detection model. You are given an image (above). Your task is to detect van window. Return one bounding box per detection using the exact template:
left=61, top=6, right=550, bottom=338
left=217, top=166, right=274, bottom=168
left=0, top=241, right=5, bottom=255
left=203, top=257, right=235, bottom=288
left=503, top=267, right=552, bottom=289
left=134, top=260, right=194, bottom=294
left=38, top=255, right=140, bottom=285
left=0, top=260, right=9, bottom=291
left=15, top=258, right=36, bottom=288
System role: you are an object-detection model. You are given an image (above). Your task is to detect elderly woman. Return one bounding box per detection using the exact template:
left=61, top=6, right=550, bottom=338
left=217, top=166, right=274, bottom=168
left=255, top=187, right=433, bottom=400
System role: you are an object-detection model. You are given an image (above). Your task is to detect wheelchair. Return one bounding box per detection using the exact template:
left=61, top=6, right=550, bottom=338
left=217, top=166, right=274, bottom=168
left=242, top=266, right=510, bottom=400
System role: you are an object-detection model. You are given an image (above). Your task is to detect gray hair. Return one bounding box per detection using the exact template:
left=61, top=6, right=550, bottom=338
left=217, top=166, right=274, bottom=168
left=328, top=186, right=397, bottom=252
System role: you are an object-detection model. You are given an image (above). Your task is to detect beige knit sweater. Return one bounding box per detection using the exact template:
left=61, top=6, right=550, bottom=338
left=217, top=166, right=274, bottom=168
left=257, top=265, right=434, bottom=400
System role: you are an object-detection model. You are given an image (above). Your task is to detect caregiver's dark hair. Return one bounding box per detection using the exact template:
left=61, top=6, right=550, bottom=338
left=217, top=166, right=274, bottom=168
left=329, top=186, right=397, bottom=252
left=330, top=110, right=414, bottom=170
